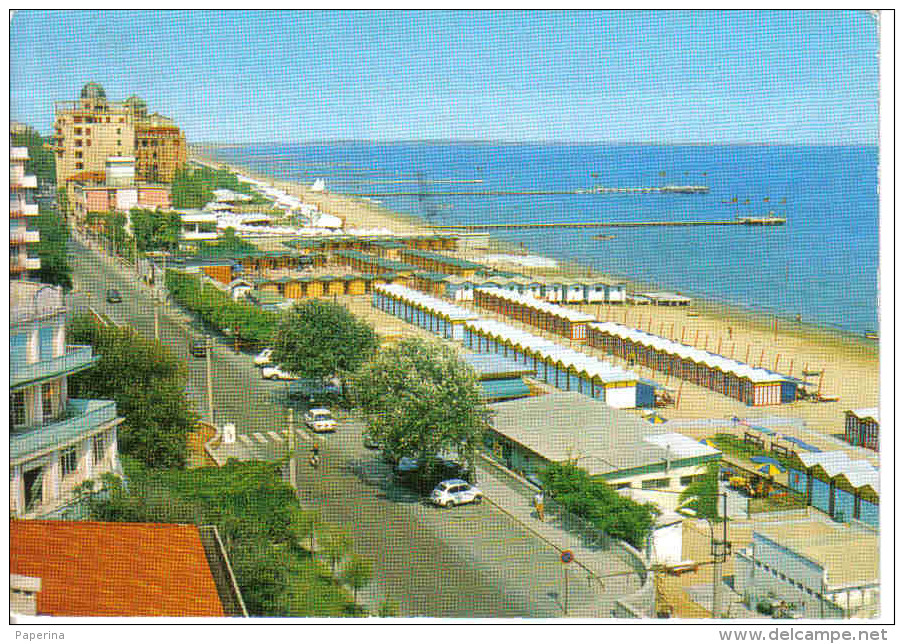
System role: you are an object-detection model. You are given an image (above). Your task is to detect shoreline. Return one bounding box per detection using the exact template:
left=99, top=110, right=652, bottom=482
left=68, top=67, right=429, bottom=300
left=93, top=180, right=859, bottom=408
left=189, top=148, right=878, bottom=358
left=186, top=147, right=880, bottom=459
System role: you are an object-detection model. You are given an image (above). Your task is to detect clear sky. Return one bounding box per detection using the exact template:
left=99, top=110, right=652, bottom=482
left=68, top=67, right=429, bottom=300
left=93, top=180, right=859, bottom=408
left=10, top=10, right=880, bottom=144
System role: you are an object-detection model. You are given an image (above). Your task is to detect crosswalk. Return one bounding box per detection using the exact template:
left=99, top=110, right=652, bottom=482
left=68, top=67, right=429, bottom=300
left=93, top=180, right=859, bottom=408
left=234, top=428, right=322, bottom=452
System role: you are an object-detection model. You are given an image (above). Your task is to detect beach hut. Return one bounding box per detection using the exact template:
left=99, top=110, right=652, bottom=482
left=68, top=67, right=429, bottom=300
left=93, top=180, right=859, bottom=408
left=844, top=408, right=879, bottom=451
left=786, top=451, right=879, bottom=526
left=543, top=282, right=564, bottom=303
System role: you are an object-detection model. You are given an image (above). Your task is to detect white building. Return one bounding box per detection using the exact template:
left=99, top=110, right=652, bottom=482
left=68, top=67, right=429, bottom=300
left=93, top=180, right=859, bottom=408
left=10, top=282, right=124, bottom=518
left=10, top=145, right=41, bottom=277
left=734, top=519, right=879, bottom=619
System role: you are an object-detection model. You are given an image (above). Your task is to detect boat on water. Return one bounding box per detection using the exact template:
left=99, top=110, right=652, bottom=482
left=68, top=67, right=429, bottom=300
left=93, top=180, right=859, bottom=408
left=660, top=185, right=710, bottom=194
left=592, top=234, right=616, bottom=241
left=737, top=212, right=786, bottom=226
left=863, top=330, right=879, bottom=340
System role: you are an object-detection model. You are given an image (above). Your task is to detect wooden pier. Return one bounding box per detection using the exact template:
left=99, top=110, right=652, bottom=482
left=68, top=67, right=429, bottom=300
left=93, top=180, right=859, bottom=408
left=430, top=219, right=784, bottom=231
left=347, top=185, right=708, bottom=197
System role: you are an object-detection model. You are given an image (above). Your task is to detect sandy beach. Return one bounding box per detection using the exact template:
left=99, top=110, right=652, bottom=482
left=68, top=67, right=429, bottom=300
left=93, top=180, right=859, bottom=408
left=190, top=150, right=880, bottom=462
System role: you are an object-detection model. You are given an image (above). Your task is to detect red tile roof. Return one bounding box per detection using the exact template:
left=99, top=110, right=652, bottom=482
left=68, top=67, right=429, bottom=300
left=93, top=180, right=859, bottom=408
left=10, top=520, right=226, bottom=617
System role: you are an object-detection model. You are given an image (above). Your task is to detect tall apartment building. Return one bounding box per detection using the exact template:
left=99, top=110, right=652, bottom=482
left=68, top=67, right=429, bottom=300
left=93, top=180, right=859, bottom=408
left=10, top=143, right=41, bottom=277
left=52, top=82, right=186, bottom=187
left=10, top=281, right=124, bottom=519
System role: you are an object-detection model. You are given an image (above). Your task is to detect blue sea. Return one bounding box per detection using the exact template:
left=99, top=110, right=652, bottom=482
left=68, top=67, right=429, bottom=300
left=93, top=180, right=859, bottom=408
left=210, top=143, right=879, bottom=335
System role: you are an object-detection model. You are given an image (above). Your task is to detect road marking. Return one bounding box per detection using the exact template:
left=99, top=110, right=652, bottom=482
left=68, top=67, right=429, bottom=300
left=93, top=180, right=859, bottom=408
left=267, top=431, right=283, bottom=442
left=239, top=434, right=253, bottom=446
left=253, top=432, right=268, bottom=444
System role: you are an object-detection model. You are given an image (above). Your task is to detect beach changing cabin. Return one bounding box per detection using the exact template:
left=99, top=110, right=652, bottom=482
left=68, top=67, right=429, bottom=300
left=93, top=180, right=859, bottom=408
left=462, top=318, right=654, bottom=408
left=844, top=408, right=879, bottom=451
left=588, top=322, right=799, bottom=406
left=474, top=287, right=596, bottom=342
left=460, top=353, right=534, bottom=402
left=373, top=283, right=479, bottom=341
left=785, top=451, right=879, bottom=527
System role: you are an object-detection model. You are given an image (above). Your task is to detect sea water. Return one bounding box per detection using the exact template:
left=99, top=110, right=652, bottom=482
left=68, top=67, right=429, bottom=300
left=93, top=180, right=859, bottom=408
left=210, top=143, right=879, bottom=335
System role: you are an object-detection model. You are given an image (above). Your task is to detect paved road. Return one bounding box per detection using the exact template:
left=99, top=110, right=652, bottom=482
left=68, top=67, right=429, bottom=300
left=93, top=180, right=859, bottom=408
left=67, top=238, right=634, bottom=617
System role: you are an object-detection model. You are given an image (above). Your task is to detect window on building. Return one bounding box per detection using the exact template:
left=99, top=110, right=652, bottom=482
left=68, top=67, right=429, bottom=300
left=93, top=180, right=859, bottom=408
left=61, top=447, right=78, bottom=476
left=74, top=116, right=82, bottom=123
left=75, top=139, right=82, bottom=147
left=142, top=140, right=148, bottom=147
left=93, top=433, right=106, bottom=465
left=86, top=128, right=91, bottom=135
left=10, top=391, right=26, bottom=427
left=42, top=382, right=58, bottom=420
left=76, top=163, right=83, bottom=170
left=680, top=475, right=700, bottom=486
left=105, top=117, right=111, bottom=123
left=642, top=477, right=670, bottom=490
left=117, top=140, right=122, bottom=146
left=116, top=128, right=121, bottom=134
left=87, top=140, right=91, bottom=146
left=75, top=151, right=82, bottom=159
left=74, top=127, right=82, bottom=135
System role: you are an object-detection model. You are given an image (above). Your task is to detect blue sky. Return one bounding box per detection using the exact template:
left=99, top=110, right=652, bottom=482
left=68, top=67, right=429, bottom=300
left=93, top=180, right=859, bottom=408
left=10, top=10, right=880, bottom=144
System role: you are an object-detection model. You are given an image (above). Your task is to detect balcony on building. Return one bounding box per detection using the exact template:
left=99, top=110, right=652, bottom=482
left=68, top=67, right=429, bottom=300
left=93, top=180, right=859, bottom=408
left=10, top=345, right=98, bottom=390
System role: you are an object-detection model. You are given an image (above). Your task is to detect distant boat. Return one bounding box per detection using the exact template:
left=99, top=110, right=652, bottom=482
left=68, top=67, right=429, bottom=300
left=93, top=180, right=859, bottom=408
left=592, top=234, right=616, bottom=241
left=863, top=330, right=879, bottom=340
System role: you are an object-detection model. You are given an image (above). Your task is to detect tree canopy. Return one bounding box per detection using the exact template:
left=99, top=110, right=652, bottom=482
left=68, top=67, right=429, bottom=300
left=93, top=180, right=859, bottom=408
left=67, top=314, right=198, bottom=469
left=540, top=461, right=657, bottom=550
left=11, top=126, right=55, bottom=186
left=351, top=338, right=486, bottom=475
left=130, top=208, right=182, bottom=252
left=34, top=204, right=73, bottom=290
left=271, top=300, right=378, bottom=383
left=677, top=462, right=722, bottom=522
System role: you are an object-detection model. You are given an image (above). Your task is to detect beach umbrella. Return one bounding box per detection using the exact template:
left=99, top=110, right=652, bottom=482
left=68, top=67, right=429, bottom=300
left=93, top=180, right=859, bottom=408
left=699, top=438, right=718, bottom=449
left=757, top=463, right=785, bottom=478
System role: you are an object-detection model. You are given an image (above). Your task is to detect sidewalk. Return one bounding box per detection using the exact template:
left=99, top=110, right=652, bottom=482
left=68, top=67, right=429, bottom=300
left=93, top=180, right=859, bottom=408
left=476, top=458, right=645, bottom=609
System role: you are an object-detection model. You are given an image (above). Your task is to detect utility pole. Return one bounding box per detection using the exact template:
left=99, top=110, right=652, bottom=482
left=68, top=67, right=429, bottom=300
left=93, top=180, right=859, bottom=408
left=154, top=303, right=159, bottom=341
left=711, top=492, right=730, bottom=619
left=205, top=335, right=214, bottom=422
left=288, top=406, right=296, bottom=490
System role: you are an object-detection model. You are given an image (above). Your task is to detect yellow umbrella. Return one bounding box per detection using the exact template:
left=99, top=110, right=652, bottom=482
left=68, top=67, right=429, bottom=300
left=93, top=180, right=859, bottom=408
left=757, top=463, right=783, bottom=478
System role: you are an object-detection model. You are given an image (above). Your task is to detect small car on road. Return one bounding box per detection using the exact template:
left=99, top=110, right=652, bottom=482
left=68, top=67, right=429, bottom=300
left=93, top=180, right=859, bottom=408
left=430, top=479, right=484, bottom=508
left=105, top=288, right=122, bottom=303
left=304, top=408, right=337, bottom=433
left=189, top=338, right=208, bottom=358
left=253, top=348, right=273, bottom=367
left=261, top=365, right=297, bottom=380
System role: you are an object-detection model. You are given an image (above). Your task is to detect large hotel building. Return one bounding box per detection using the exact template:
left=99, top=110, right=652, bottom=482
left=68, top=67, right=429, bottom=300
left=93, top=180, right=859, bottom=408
left=51, top=83, right=186, bottom=222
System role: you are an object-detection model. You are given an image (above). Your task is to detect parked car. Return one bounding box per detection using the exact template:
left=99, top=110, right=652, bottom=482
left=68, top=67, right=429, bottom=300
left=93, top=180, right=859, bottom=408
left=105, top=288, right=122, bottom=303
left=261, top=365, right=297, bottom=380
left=394, top=457, right=471, bottom=494
left=253, top=348, right=273, bottom=367
left=304, top=408, right=337, bottom=433
left=189, top=338, right=208, bottom=358
left=287, top=378, right=342, bottom=405
left=430, top=479, right=484, bottom=508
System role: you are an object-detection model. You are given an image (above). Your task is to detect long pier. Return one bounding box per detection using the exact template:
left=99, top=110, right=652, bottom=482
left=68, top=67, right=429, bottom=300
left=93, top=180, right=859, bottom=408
left=431, top=220, right=782, bottom=231
left=347, top=185, right=708, bottom=197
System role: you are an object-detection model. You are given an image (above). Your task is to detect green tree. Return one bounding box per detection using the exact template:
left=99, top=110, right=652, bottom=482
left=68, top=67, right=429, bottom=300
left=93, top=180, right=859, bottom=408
left=351, top=338, right=486, bottom=478
left=67, top=314, right=198, bottom=469
left=272, top=300, right=378, bottom=390
left=11, top=126, right=55, bottom=186
left=130, top=208, right=182, bottom=252
left=377, top=599, right=400, bottom=617
left=34, top=204, right=73, bottom=290
left=341, top=554, right=374, bottom=605
left=540, top=461, right=656, bottom=550
left=678, top=462, right=722, bottom=522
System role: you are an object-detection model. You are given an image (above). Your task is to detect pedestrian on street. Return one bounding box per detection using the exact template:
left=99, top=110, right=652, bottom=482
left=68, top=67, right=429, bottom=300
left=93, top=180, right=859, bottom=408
left=534, top=491, right=545, bottom=522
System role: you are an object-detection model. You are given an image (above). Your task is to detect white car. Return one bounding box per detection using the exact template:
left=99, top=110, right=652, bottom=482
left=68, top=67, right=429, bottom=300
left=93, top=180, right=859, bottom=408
left=430, top=479, right=483, bottom=508
left=304, top=408, right=337, bottom=433
left=253, top=348, right=273, bottom=366
left=261, top=365, right=297, bottom=380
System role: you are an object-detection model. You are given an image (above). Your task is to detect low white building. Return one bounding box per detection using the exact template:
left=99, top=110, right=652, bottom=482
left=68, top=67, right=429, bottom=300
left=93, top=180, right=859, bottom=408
left=178, top=210, right=219, bottom=241
left=485, top=392, right=721, bottom=512
left=734, top=519, right=879, bottom=619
